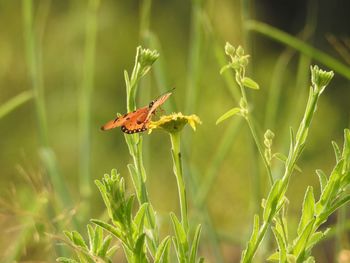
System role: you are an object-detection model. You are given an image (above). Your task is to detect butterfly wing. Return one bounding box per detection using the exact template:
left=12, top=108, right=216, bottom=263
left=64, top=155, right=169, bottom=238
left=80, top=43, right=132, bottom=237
left=121, top=108, right=149, bottom=134
left=101, top=107, right=148, bottom=131
left=145, top=92, right=172, bottom=121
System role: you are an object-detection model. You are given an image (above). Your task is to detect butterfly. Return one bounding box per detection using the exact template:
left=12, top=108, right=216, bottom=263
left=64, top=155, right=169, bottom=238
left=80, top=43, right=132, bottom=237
left=101, top=91, right=172, bottom=134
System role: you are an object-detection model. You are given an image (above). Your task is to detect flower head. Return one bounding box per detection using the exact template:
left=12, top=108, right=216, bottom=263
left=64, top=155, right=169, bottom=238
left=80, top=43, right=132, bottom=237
left=135, top=46, right=159, bottom=78
left=310, top=65, right=334, bottom=94
left=149, top=113, right=201, bottom=134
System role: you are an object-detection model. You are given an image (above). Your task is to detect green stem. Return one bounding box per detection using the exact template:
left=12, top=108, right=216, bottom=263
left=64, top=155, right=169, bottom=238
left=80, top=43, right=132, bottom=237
left=124, top=47, right=159, bottom=255
left=237, top=75, right=273, bottom=185
left=22, top=0, right=71, bottom=210
left=170, top=132, right=189, bottom=233
left=243, top=222, right=269, bottom=263
left=79, top=0, right=100, bottom=217
left=246, top=117, right=273, bottom=185
left=245, top=20, right=350, bottom=80
left=0, top=91, right=33, bottom=119
left=242, top=87, right=323, bottom=262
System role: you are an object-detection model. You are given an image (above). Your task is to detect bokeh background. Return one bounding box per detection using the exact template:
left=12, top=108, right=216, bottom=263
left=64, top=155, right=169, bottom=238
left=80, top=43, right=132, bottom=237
left=1, top=0, right=350, bottom=262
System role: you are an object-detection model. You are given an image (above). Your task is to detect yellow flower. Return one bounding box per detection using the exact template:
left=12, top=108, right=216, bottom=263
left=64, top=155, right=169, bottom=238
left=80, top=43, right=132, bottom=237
left=149, top=112, right=201, bottom=134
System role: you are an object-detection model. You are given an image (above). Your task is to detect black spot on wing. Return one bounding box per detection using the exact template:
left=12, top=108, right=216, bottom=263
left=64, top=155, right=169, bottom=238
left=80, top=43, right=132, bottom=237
left=121, top=125, right=147, bottom=134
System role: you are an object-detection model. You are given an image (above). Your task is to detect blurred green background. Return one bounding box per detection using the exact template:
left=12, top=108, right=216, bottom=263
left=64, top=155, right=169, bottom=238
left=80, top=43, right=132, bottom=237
left=0, top=0, right=349, bottom=262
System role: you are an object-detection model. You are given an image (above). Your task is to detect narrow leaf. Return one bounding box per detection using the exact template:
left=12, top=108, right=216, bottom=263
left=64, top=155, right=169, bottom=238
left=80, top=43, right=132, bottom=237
left=316, top=169, right=327, bottom=193
left=272, top=227, right=287, bottom=263
left=263, top=180, right=282, bottom=222
left=98, top=235, right=112, bottom=257
left=63, top=231, right=73, bottom=242
left=220, top=64, right=232, bottom=74
left=134, top=234, right=147, bottom=263
left=93, top=225, right=103, bottom=254
left=87, top=225, right=94, bottom=251
left=332, top=141, right=342, bottom=162
left=71, top=231, right=88, bottom=249
left=91, top=219, right=125, bottom=244
left=216, top=107, right=241, bottom=125
left=170, top=213, right=188, bottom=258
left=56, top=257, right=79, bottom=263
left=154, top=236, right=171, bottom=263
left=342, top=129, right=350, bottom=171
left=293, top=218, right=315, bottom=259
left=297, top=186, right=315, bottom=236
left=242, top=77, right=259, bottom=90
left=133, top=203, right=148, bottom=234
left=190, top=224, right=202, bottom=263
left=267, top=252, right=279, bottom=262
left=306, top=230, right=328, bottom=252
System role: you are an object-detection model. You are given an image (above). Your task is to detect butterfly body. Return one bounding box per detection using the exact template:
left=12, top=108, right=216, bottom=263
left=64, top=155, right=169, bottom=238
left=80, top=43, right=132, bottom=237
left=101, top=92, right=172, bottom=134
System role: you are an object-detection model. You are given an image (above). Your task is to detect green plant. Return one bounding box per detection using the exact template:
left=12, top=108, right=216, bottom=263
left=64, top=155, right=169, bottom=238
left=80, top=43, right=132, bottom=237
left=58, top=47, right=203, bottom=263
left=217, top=43, right=350, bottom=262
left=57, top=224, right=117, bottom=263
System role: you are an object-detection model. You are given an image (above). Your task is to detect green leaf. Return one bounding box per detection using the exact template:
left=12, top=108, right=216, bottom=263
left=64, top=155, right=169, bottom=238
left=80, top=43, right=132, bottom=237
left=316, top=160, right=343, bottom=214
left=91, top=219, right=125, bottom=245
left=190, top=224, right=202, bottom=263
left=125, top=195, right=135, bottom=225
left=332, top=141, right=342, bottom=163
left=242, top=77, right=259, bottom=90
left=133, top=203, right=148, bottom=234
left=297, top=186, right=315, bottom=236
left=124, top=70, right=131, bottom=91
left=220, top=64, right=232, bottom=74
left=316, top=170, right=328, bottom=193
left=241, top=215, right=260, bottom=262
left=154, top=236, right=171, bottom=263
left=63, top=231, right=73, bottom=242
left=56, top=257, right=79, bottom=263
left=263, top=180, right=282, bottom=222
left=71, top=231, right=88, bottom=249
left=107, top=245, right=119, bottom=258
left=304, top=256, right=316, bottom=263
left=134, top=234, right=147, bottom=263
left=318, top=196, right=350, bottom=224
left=306, top=230, right=328, bottom=252
left=342, top=129, right=350, bottom=171
left=216, top=107, right=241, bottom=125
left=87, top=225, right=94, bottom=250
left=272, top=227, right=287, bottom=263
left=170, top=213, right=188, bottom=259
left=127, top=164, right=141, bottom=200
left=95, top=179, right=112, bottom=219
left=267, top=252, right=279, bottom=262
left=93, top=225, right=103, bottom=254
left=98, top=235, right=112, bottom=257
left=147, top=204, right=157, bottom=229
left=292, top=218, right=315, bottom=260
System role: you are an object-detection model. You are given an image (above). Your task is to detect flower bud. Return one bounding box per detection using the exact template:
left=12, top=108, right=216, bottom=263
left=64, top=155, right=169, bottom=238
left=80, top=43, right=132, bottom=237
left=310, top=65, right=334, bottom=94
left=225, top=42, right=235, bottom=57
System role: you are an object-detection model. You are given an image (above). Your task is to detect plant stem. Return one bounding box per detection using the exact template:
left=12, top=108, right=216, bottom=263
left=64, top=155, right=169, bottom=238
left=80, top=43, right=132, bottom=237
left=170, top=132, right=189, bottom=233
left=242, top=85, right=323, bottom=262
left=22, top=0, right=71, bottom=209
left=124, top=47, right=160, bottom=255
left=245, top=20, right=350, bottom=80
left=79, top=0, right=100, bottom=218
left=0, top=91, right=33, bottom=119
left=246, top=117, right=273, bottom=185
left=237, top=74, right=274, bottom=185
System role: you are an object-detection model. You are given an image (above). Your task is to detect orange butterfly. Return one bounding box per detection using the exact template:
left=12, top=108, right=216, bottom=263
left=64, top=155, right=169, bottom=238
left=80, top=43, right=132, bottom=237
left=101, top=92, right=172, bottom=134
